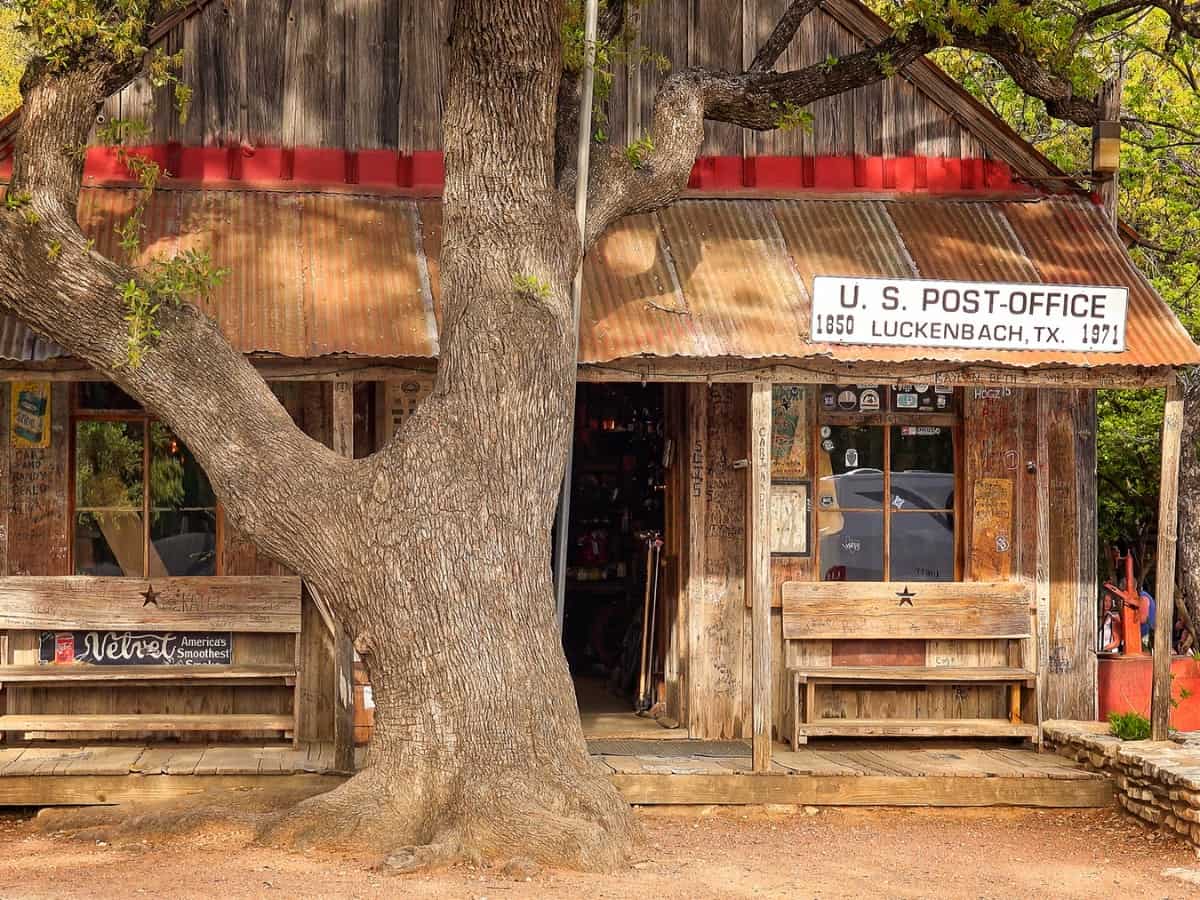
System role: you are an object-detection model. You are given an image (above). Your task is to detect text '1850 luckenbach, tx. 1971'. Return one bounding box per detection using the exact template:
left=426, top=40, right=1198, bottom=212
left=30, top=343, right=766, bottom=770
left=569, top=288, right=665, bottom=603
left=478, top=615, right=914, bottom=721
left=810, top=276, right=1129, bottom=353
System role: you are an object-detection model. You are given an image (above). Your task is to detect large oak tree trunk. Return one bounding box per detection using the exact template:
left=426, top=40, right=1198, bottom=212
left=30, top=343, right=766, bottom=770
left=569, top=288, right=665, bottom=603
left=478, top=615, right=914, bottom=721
left=0, top=0, right=637, bottom=873
left=263, top=0, right=638, bottom=870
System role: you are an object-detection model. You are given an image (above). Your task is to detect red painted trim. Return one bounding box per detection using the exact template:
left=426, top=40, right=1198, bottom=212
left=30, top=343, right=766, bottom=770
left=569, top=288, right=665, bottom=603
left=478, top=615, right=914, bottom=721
left=1, top=146, right=1035, bottom=196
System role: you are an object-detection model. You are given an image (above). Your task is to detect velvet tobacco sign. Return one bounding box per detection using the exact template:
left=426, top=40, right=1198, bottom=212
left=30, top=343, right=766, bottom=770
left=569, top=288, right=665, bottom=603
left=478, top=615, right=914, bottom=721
left=811, top=276, right=1129, bottom=353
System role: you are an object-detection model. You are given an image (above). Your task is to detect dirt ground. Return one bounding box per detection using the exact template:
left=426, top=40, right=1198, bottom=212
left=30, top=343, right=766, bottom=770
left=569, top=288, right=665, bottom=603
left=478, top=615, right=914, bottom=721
left=1, top=805, right=1198, bottom=899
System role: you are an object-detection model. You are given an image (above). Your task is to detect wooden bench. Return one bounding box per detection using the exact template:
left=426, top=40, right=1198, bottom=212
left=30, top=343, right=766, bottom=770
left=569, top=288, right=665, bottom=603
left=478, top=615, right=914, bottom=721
left=0, top=576, right=302, bottom=742
left=781, top=580, right=1037, bottom=745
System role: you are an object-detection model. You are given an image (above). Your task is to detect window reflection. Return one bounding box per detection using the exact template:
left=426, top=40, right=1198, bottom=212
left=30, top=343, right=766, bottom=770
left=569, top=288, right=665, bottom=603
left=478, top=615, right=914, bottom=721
left=72, top=388, right=217, bottom=577
left=73, top=421, right=145, bottom=576
left=150, top=424, right=216, bottom=576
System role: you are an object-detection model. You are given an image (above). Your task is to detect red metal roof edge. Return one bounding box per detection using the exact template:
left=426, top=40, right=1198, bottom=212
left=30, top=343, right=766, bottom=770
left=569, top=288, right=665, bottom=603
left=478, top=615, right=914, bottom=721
left=0, top=145, right=1036, bottom=196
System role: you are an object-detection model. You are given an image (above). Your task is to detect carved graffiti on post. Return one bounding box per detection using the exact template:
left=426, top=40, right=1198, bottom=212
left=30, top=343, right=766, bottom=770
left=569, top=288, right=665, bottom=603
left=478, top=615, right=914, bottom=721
left=972, top=477, right=1014, bottom=580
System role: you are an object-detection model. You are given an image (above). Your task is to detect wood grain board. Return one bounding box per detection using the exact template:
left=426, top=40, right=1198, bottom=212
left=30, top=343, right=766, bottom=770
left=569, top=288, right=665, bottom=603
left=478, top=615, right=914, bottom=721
left=0, top=713, right=295, bottom=732
left=781, top=581, right=1033, bottom=639
left=0, top=664, right=296, bottom=685
left=791, top=666, right=1034, bottom=685
left=0, top=576, right=302, bottom=632
left=0, top=741, right=1109, bottom=808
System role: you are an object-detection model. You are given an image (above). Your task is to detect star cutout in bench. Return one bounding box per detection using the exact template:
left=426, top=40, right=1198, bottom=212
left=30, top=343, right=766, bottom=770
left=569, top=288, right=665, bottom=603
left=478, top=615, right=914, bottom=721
left=896, top=586, right=915, bottom=607
left=141, top=585, right=160, bottom=607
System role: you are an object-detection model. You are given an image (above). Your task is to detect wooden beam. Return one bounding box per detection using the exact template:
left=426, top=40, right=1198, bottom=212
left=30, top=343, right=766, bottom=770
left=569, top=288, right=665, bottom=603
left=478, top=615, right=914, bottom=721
left=578, top=359, right=1176, bottom=390
left=748, top=383, right=772, bottom=772
left=610, top=773, right=1113, bottom=808
left=330, top=380, right=358, bottom=772
left=0, top=774, right=346, bottom=807
left=685, top=385, right=707, bottom=736
left=331, top=379, right=354, bottom=458
left=1152, top=377, right=1185, bottom=740
left=1035, top=390, right=1051, bottom=741
left=0, top=358, right=1172, bottom=390
left=0, top=713, right=295, bottom=731
left=0, top=575, right=302, bottom=632
left=781, top=581, right=1033, bottom=640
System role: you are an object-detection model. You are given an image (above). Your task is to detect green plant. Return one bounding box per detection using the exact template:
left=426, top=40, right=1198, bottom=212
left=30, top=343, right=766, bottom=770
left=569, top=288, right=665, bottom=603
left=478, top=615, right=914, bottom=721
left=770, top=101, right=813, bottom=133
left=1108, top=710, right=1152, bottom=741
left=624, top=135, right=654, bottom=169
left=512, top=273, right=552, bottom=302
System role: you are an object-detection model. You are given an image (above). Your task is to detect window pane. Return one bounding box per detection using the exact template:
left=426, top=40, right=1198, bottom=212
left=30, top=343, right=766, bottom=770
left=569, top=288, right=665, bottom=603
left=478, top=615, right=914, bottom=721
left=890, top=512, right=955, bottom=581
left=74, top=511, right=145, bottom=576
left=74, top=421, right=145, bottom=576
left=77, top=382, right=141, bottom=410
left=890, top=425, right=955, bottom=510
left=818, top=510, right=884, bottom=581
left=75, top=421, right=144, bottom=510
left=151, top=511, right=217, bottom=576
left=817, top=425, right=884, bottom=510
left=150, top=424, right=217, bottom=576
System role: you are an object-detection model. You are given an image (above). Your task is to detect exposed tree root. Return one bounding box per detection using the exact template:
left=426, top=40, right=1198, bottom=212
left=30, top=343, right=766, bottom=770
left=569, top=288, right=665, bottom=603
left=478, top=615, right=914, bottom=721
left=28, top=762, right=640, bottom=875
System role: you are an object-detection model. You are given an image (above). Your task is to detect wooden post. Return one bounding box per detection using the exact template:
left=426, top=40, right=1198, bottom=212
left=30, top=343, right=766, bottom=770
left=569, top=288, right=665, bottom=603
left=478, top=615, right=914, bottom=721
left=685, top=385, right=706, bottom=736
left=748, top=383, right=772, bottom=772
left=1094, top=69, right=1123, bottom=234
left=1034, top=389, right=1051, bottom=743
left=1152, top=376, right=1184, bottom=740
left=330, top=378, right=357, bottom=771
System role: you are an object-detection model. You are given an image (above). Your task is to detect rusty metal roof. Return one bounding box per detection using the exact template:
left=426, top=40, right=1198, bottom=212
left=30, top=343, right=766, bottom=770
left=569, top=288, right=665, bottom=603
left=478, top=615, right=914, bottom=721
left=583, top=195, right=1200, bottom=369
left=0, top=190, right=1195, bottom=370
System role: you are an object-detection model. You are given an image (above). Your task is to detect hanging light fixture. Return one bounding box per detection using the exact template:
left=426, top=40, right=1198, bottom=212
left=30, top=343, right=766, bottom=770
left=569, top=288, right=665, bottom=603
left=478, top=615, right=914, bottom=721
left=1092, top=120, right=1121, bottom=175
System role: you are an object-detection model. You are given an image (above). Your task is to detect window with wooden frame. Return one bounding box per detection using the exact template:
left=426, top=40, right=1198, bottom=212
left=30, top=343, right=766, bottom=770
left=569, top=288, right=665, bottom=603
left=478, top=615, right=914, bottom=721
left=71, top=382, right=217, bottom=577
left=815, top=385, right=960, bottom=583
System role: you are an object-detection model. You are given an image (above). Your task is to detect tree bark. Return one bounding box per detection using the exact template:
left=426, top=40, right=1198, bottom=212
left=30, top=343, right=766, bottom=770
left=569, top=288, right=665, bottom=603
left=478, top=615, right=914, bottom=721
left=1176, top=373, right=1200, bottom=642
left=0, top=0, right=1188, bottom=873
left=0, top=1, right=637, bottom=872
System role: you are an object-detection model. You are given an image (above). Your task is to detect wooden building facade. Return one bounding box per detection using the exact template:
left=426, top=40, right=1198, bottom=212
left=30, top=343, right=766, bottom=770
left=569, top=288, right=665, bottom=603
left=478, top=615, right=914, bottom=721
left=0, top=0, right=1198, bottom=776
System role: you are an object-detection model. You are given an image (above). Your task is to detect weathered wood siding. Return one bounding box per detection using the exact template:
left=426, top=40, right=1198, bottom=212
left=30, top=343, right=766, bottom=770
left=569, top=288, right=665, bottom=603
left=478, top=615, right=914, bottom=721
left=110, top=0, right=986, bottom=157
left=0, top=382, right=348, bottom=743
left=680, top=384, right=1097, bottom=742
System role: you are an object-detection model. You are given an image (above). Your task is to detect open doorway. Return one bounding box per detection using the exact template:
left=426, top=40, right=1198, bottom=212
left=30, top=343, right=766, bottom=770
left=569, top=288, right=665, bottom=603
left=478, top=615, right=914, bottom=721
left=561, top=384, right=670, bottom=734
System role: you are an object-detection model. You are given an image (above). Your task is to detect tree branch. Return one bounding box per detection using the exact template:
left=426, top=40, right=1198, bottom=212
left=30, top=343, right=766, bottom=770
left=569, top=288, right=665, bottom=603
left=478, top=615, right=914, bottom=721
left=749, top=0, right=822, bottom=72
left=555, top=0, right=630, bottom=182
left=0, top=40, right=352, bottom=584
left=585, top=8, right=1121, bottom=244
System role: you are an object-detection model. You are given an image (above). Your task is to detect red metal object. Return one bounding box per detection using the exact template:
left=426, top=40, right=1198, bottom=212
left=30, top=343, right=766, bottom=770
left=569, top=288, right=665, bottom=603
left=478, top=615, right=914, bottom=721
left=1102, top=552, right=1145, bottom=656
left=1099, top=656, right=1200, bottom=731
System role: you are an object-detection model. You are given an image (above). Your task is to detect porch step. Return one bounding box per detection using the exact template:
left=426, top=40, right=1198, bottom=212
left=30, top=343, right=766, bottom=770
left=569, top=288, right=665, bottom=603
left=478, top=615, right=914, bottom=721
left=792, top=666, right=1035, bottom=686
left=0, top=713, right=295, bottom=733
left=0, top=665, right=296, bottom=686
left=793, top=718, right=1039, bottom=739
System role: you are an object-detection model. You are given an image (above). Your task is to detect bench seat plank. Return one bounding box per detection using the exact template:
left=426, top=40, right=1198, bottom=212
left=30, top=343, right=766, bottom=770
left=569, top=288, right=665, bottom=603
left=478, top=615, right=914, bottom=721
left=794, top=719, right=1038, bottom=739
left=781, top=580, right=1032, bottom=640
left=0, top=665, right=296, bottom=686
left=0, top=713, right=295, bottom=732
left=791, top=666, right=1035, bottom=687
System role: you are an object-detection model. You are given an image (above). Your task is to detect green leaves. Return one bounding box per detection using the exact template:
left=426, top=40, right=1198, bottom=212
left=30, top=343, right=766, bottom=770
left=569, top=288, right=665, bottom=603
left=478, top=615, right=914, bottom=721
left=769, top=100, right=813, bottom=132
left=624, top=134, right=654, bottom=168
left=120, top=251, right=228, bottom=368
left=15, top=0, right=154, bottom=71
left=512, top=273, right=552, bottom=303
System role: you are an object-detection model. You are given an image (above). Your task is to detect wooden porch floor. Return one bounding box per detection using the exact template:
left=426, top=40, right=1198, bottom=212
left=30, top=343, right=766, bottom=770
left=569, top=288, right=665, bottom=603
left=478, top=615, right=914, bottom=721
left=0, top=738, right=1113, bottom=808
left=590, top=739, right=1113, bottom=807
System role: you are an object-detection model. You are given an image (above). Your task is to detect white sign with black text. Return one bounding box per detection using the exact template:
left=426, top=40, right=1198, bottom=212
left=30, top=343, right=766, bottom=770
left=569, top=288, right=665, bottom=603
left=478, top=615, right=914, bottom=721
left=811, top=276, right=1128, bottom=353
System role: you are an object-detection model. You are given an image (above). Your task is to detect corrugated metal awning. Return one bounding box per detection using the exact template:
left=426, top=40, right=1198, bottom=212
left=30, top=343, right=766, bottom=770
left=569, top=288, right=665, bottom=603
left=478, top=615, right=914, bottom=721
left=1, top=189, right=1196, bottom=370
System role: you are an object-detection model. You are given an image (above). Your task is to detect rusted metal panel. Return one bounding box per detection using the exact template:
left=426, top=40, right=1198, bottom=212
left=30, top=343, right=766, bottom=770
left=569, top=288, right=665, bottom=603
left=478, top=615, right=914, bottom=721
left=655, top=200, right=808, bottom=359
left=77, top=187, right=436, bottom=360
left=580, top=214, right=703, bottom=362
left=1001, top=198, right=1199, bottom=370
left=0, top=192, right=1195, bottom=371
